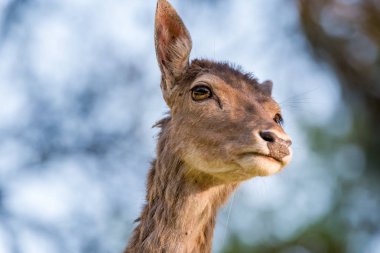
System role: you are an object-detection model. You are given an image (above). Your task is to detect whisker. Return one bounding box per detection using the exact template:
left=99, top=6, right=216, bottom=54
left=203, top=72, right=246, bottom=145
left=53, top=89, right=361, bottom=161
left=279, top=88, right=321, bottom=111
left=279, top=88, right=319, bottom=105
left=222, top=189, right=239, bottom=248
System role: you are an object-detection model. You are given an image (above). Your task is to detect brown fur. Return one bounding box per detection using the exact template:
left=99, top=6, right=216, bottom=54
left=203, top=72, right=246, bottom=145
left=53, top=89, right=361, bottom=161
left=125, top=1, right=292, bottom=252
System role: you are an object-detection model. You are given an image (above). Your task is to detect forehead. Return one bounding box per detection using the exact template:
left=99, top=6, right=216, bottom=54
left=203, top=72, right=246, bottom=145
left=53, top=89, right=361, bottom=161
left=182, top=59, right=280, bottom=111
left=184, top=59, right=260, bottom=89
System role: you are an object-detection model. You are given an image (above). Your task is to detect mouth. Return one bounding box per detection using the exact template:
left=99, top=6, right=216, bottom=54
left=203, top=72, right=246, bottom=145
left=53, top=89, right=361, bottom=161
left=234, top=150, right=290, bottom=177
left=238, top=152, right=284, bottom=164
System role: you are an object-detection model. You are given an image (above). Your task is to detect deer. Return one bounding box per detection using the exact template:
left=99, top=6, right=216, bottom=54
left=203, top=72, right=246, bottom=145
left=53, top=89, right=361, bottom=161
left=125, top=0, right=292, bottom=252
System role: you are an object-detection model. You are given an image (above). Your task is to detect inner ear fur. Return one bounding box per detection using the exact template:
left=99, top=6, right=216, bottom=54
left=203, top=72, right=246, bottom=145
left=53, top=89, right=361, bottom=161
left=155, top=0, right=192, bottom=106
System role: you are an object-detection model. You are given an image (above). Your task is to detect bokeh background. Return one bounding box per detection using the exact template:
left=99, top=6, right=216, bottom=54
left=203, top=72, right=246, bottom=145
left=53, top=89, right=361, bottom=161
left=1, top=0, right=380, bottom=252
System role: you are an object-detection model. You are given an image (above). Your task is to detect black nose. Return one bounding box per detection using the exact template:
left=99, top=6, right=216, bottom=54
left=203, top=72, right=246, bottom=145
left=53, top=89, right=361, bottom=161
left=259, top=131, right=292, bottom=147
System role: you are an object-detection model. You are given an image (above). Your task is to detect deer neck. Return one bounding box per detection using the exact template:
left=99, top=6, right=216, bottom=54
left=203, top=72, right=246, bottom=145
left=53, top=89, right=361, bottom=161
left=125, top=125, right=238, bottom=253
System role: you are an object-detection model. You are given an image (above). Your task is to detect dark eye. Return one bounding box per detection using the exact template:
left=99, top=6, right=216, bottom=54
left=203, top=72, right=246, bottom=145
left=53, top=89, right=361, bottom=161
left=191, top=85, right=212, bottom=101
left=274, top=113, right=284, bottom=126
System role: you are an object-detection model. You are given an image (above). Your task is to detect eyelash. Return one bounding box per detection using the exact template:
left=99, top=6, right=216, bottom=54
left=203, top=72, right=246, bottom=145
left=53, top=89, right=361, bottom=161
left=274, top=113, right=284, bottom=126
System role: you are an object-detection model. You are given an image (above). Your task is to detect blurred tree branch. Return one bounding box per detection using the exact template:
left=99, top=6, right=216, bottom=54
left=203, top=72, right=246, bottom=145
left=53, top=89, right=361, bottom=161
left=297, top=0, right=380, bottom=173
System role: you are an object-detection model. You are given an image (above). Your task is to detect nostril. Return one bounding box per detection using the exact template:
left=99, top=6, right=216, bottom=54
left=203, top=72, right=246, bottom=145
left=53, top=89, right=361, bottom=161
left=285, top=139, right=292, bottom=147
left=259, top=131, right=276, bottom=143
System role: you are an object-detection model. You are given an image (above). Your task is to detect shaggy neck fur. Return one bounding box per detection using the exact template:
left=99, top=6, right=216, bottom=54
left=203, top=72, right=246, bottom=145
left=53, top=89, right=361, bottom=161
left=125, top=118, right=238, bottom=253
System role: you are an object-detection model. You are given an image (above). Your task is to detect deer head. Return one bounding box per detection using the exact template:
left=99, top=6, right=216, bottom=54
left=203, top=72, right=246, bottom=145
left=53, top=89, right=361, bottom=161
left=155, top=0, right=292, bottom=183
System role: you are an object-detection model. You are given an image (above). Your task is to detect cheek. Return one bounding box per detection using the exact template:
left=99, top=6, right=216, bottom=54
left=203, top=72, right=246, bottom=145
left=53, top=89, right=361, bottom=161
left=175, top=116, right=251, bottom=165
left=173, top=114, right=227, bottom=161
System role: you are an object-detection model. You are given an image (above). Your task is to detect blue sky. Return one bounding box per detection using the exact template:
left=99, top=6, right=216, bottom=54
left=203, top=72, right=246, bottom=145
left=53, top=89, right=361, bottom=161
left=0, top=1, right=364, bottom=253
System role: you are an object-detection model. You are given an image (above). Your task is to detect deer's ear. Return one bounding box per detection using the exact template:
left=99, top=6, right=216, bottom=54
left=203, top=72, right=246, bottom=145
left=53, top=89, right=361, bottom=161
left=260, top=80, right=273, bottom=96
left=155, top=0, right=192, bottom=106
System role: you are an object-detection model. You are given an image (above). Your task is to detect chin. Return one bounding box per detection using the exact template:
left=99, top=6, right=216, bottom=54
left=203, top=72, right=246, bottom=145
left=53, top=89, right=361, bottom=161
left=207, top=158, right=284, bottom=183
left=237, top=154, right=290, bottom=178
left=184, top=152, right=292, bottom=183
